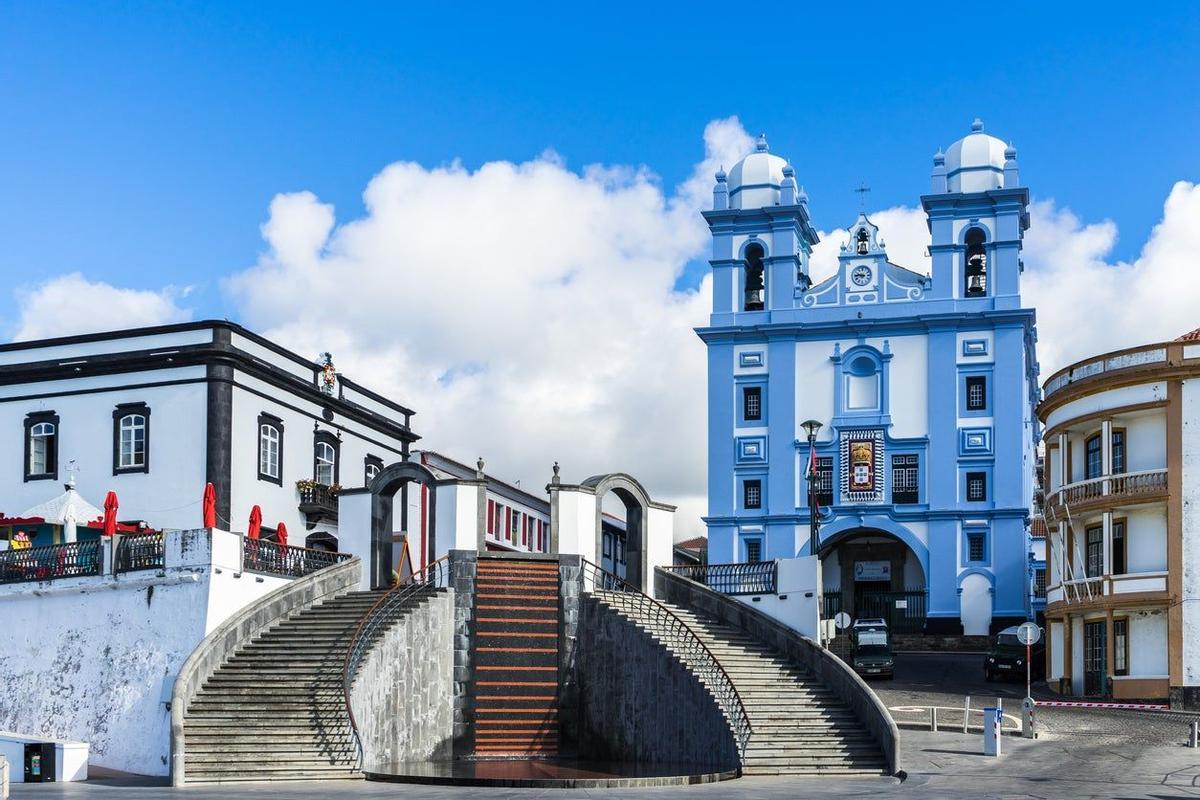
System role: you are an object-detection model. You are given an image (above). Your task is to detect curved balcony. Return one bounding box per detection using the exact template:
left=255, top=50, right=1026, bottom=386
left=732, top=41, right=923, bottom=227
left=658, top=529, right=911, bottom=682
left=1042, top=342, right=1170, bottom=403
left=1044, top=469, right=1168, bottom=517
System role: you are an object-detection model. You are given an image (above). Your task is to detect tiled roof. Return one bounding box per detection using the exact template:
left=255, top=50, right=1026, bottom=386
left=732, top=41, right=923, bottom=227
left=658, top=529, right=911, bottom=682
left=1176, top=327, right=1200, bottom=342
left=674, top=536, right=708, bottom=552
left=1031, top=517, right=1047, bottom=538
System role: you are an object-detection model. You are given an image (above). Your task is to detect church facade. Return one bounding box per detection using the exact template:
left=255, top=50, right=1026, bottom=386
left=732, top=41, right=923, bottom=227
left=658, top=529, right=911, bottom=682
left=699, top=121, right=1040, bottom=635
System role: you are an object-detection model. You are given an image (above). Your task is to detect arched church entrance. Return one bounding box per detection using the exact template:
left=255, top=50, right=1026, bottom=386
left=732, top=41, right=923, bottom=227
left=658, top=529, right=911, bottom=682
left=581, top=474, right=650, bottom=592
left=819, top=528, right=927, bottom=633
left=368, top=460, right=439, bottom=589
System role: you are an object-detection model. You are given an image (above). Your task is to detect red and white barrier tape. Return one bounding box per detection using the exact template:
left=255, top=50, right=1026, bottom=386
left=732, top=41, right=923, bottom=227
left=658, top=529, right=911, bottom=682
left=1036, top=700, right=1169, bottom=710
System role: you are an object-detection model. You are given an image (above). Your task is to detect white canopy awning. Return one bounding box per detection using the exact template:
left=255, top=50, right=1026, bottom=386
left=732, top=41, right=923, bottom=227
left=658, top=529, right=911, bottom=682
left=19, top=484, right=104, bottom=526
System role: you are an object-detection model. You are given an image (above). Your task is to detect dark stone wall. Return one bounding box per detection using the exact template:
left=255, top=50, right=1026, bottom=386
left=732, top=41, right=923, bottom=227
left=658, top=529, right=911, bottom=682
left=575, top=596, right=738, bottom=771
left=448, top=550, right=477, bottom=756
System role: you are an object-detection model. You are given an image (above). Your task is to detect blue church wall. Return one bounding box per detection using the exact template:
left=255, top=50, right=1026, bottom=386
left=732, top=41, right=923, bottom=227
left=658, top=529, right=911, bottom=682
left=699, top=122, right=1040, bottom=636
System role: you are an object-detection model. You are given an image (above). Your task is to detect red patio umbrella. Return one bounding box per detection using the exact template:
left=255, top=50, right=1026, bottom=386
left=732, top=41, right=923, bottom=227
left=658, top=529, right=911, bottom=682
left=202, top=483, right=217, bottom=529
left=276, top=522, right=288, bottom=548
left=247, top=505, right=262, bottom=540
left=102, top=492, right=119, bottom=537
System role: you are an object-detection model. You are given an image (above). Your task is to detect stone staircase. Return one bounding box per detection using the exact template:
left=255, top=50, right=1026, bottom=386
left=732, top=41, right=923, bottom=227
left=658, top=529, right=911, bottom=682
left=180, top=587, right=437, bottom=783
left=593, top=592, right=888, bottom=776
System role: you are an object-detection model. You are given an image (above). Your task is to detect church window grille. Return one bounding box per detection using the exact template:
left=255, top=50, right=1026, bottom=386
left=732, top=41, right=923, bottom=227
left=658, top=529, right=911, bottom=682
left=1034, top=568, right=1047, bottom=598
left=891, top=454, right=919, bottom=504
left=967, top=533, right=986, bottom=562
left=814, top=457, right=834, bottom=507
left=743, top=479, right=762, bottom=510
left=966, top=472, right=987, bottom=502
left=744, top=243, right=765, bottom=311
left=966, top=376, right=987, bottom=411
left=745, top=538, right=763, bottom=563
left=964, top=228, right=987, bottom=297
left=743, top=386, right=762, bottom=421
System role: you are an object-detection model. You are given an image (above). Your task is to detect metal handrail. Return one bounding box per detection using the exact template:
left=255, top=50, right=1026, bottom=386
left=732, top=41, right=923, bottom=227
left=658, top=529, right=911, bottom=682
left=0, top=539, right=103, bottom=585
left=341, top=555, right=451, bottom=768
left=242, top=538, right=351, bottom=577
left=660, top=560, right=777, bottom=595
left=114, top=532, right=165, bottom=573
left=580, top=559, right=752, bottom=759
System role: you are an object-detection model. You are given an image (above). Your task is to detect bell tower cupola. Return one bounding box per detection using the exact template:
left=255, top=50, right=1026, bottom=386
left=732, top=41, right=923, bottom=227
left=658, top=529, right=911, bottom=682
left=922, top=119, right=1030, bottom=305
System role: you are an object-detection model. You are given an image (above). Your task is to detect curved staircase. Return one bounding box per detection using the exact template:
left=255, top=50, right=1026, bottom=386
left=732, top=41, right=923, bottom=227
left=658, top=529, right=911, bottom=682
left=180, top=588, right=437, bottom=784
left=593, top=592, right=888, bottom=776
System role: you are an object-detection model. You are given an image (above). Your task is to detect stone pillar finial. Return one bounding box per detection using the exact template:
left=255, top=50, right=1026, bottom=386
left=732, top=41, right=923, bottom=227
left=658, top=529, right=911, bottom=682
left=552, top=461, right=561, bottom=485
left=476, top=457, right=485, bottom=479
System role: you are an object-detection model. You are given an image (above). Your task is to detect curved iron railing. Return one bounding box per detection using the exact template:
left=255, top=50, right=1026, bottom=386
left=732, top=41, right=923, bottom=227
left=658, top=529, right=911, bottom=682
left=341, top=555, right=451, bottom=767
left=660, top=560, right=777, bottom=595
left=580, top=559, right=752, bottom=759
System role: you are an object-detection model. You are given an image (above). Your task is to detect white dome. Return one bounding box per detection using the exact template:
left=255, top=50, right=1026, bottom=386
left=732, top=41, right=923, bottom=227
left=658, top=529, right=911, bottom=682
left=944, top=119, right=1009, bottom=193
left=727, top=134, right=788, bottom=209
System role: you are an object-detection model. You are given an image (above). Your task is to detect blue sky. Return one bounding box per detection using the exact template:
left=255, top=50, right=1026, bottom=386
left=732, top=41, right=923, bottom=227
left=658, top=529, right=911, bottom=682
left=2, top=1, right=1198, bottom=325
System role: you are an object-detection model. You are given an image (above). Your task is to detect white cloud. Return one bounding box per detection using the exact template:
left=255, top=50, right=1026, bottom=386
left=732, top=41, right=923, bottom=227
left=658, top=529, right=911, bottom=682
left=12, top=273, right=191, bottom=342
left=227, top=117, right=755, bottom=541
left=1024, top=182, right=1200, bottom=374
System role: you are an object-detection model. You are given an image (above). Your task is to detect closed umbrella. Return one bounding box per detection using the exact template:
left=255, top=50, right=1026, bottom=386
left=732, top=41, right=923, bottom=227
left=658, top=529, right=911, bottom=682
left=202, top=483, right=217, bottom=529
left=276, top=522, right=288, bottom=548
left=247, top=506, right=262, bottom=540
left=102, top=492, right=119, bottom=537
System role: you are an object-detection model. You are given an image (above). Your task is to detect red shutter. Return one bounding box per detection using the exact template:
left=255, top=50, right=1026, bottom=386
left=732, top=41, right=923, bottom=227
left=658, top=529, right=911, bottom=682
left=487, top=499, right=495, bottom=535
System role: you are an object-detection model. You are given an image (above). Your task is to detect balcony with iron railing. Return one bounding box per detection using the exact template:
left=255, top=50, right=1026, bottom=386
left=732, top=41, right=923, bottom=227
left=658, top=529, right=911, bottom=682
left=297, top=481, right=339, bottom=524
left=0, top=540, right=103, bottom=585
left=659, top=560, right=777, bottom=595
left=242, top=537, right=351, bottom=578
left=1044, top=468, right=1168, bottom=517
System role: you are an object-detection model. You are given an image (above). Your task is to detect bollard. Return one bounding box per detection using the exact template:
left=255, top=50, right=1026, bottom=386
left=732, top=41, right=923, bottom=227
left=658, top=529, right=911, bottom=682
left=1021, top=696, right=1037, bottom=739
left=983, top=706, right=1002, bottom=756
left=1, top=753, right=8, bottom=800
left=929, top=706, right=939, bottom=732
left=1190, top=720, right=1199, bottom=748
left=963, top=696, right=971, bottom=734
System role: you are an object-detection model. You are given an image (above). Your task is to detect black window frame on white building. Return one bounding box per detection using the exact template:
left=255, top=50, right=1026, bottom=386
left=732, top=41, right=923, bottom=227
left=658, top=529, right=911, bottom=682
left=364, top=454, right=384, bottom=486
left=257, top=413, right=284, bottom=486
left=313, top=429, right=341, bottom=487
left=24, top=410, right=60, bottom=482
left=113, top=402, right=151, bottom=475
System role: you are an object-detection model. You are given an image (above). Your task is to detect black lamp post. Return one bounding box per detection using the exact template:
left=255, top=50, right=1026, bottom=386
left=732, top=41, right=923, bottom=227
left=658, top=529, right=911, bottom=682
left=801, top=419, right=823, bottom=555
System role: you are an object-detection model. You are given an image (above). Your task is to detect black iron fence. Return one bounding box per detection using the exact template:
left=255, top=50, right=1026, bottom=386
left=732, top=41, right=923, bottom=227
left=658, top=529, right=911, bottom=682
left=243, top=538, right=351, bottom=577
left=114, top=532, right=165, bottom=574
left=0, top=540, right=103, bottom=585
left=822, top=588, right=928, bottom=634
left=660, top=560, right=777, bottom=595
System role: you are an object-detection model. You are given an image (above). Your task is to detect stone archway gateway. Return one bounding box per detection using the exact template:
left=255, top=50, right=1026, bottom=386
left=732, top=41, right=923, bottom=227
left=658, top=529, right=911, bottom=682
left=367, top=460, right=440, bottom=589
left=817, top=526, right=928, bottom=632
left=549, top=469, right=675, bottom=594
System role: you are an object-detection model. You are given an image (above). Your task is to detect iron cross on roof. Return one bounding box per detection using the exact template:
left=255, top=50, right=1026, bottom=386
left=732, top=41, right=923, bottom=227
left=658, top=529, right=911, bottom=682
left=854, top=183, right=871, bottom=211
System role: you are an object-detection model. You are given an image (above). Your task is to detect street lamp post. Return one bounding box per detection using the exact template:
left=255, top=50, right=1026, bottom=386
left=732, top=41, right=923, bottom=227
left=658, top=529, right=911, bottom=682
left=800, top=419, right=823, bottom=554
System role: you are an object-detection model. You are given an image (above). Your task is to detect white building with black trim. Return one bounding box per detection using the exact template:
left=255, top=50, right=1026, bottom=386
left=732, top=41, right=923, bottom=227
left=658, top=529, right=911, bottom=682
left=0, top=321, right=418, bottom=550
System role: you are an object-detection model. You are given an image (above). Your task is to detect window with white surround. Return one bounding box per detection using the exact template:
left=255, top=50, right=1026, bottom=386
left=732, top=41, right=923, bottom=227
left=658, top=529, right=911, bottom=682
left=113, top=403, right=150, bottom=474
left=745, top=538, right=763, bottom=563
left=364, top=455, right=383, bottom=485
left=258, top=413, right=283, bottom=484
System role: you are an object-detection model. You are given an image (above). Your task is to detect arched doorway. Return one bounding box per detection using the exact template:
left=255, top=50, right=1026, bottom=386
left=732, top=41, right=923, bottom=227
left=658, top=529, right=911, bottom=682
left=368, top=460, right=439, bottom=589
left=581, top=474, right=651, bottom=592
left=818, top=527, right=928, bottom=632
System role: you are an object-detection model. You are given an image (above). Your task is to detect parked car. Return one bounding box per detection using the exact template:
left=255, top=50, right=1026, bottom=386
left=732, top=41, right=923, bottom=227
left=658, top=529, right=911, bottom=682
left=985, top=625, right=1045, bottom=682
left=851, top=619, right=894, bottom=679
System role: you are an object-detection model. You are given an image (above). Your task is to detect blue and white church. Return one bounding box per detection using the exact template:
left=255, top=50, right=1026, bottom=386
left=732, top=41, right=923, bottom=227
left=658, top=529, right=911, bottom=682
left=698, top=121, right=1040, bottom=636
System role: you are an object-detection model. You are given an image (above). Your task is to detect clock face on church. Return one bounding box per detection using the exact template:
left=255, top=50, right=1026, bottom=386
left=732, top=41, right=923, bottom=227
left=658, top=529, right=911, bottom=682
left=851, top=265, right=872, bottom=286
